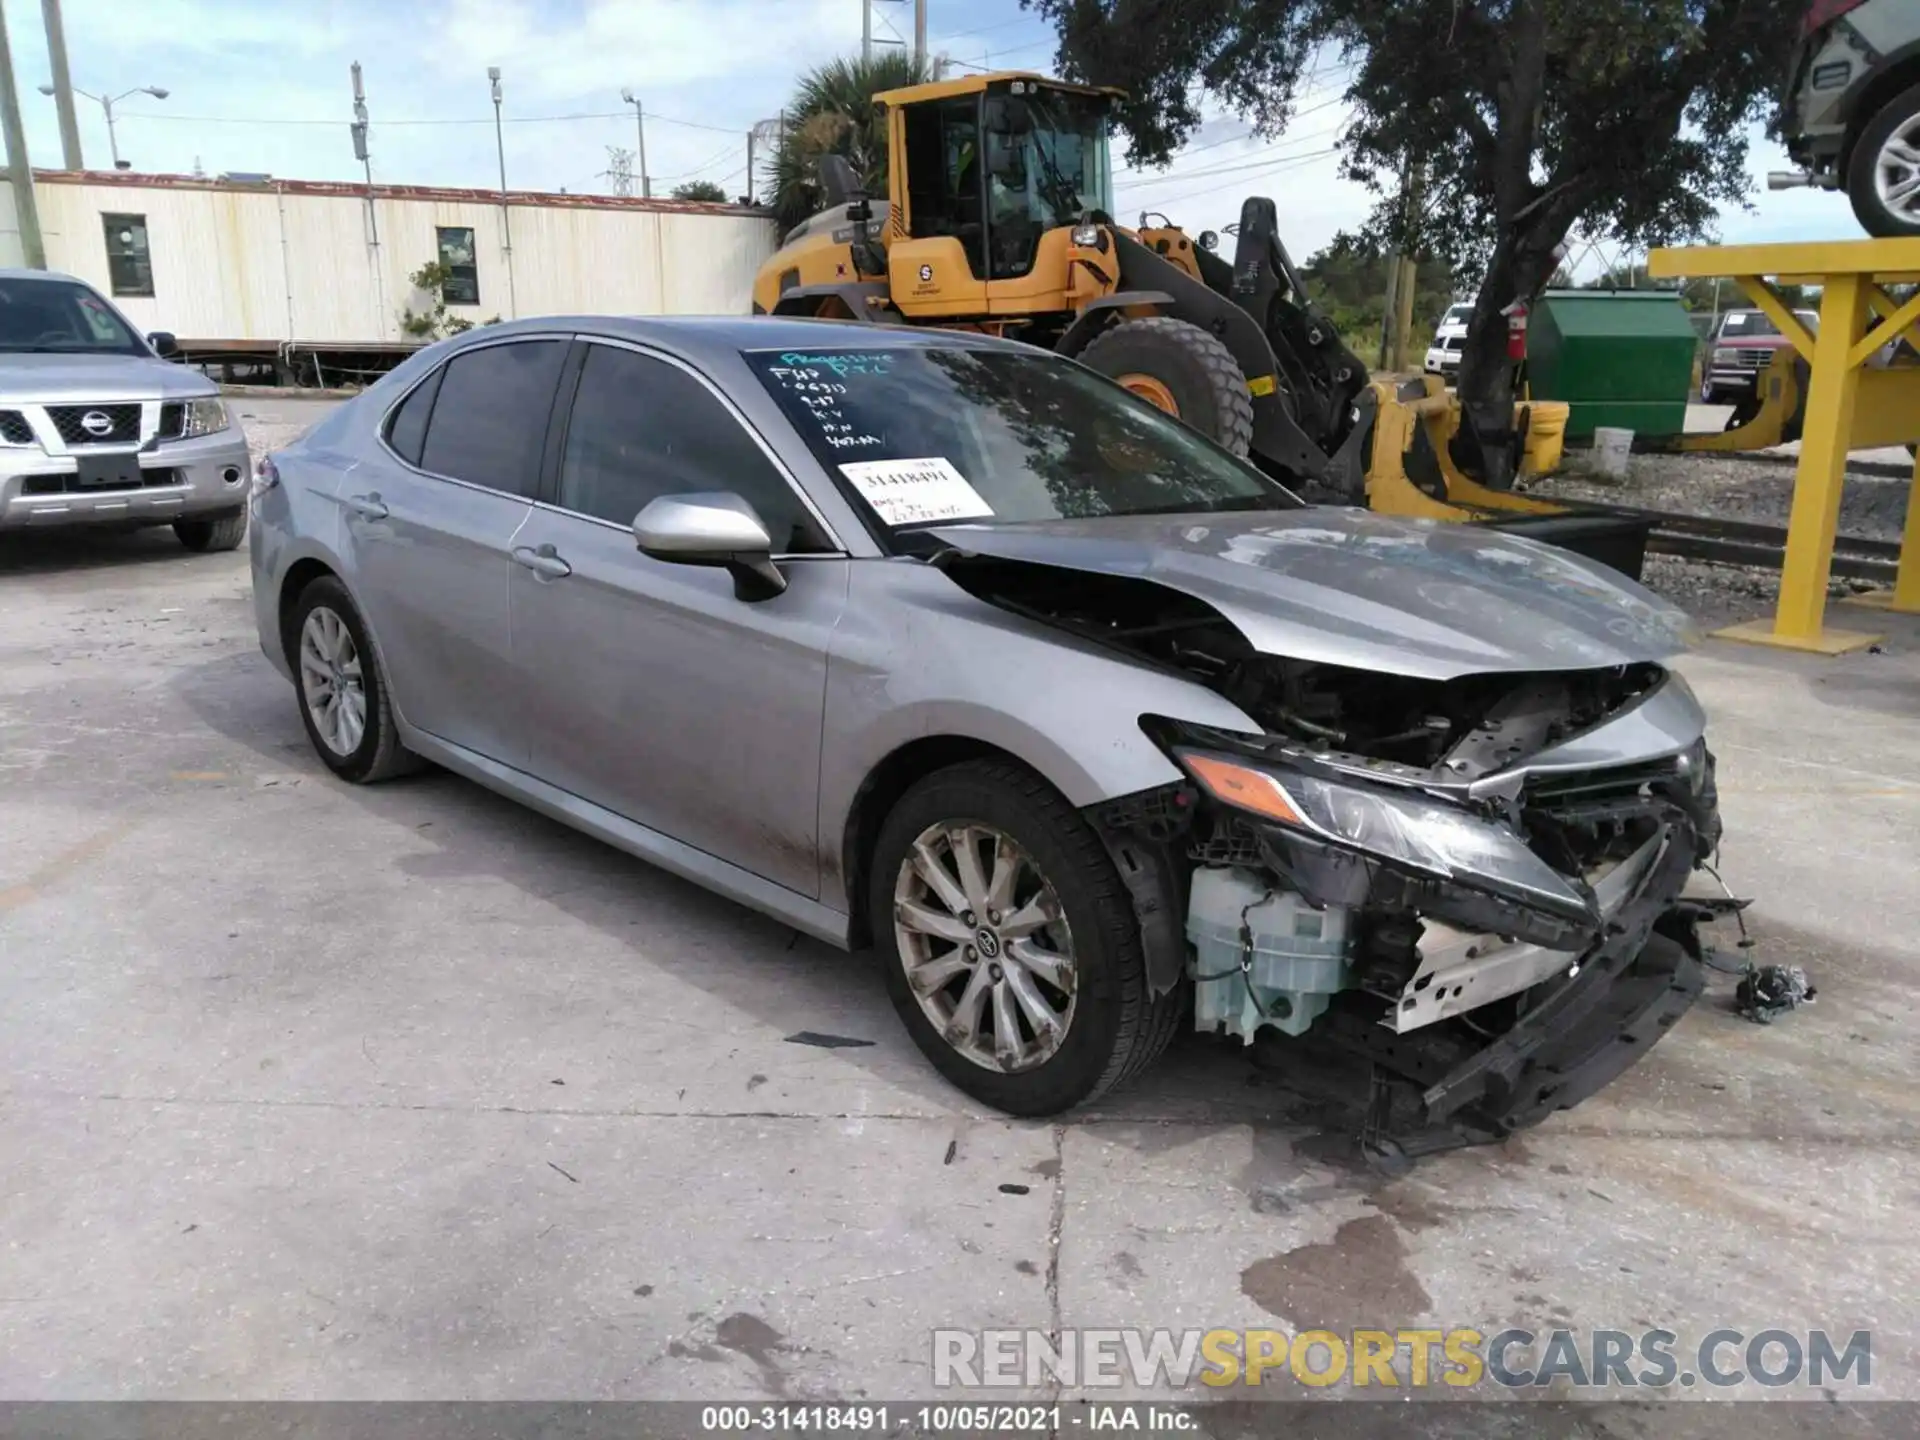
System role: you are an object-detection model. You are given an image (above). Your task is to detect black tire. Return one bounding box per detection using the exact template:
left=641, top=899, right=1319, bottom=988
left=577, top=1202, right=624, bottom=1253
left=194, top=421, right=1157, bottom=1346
left=284, top=575, right=420, bottom=784
left=869, top=759, right=1182, bottom=1116
left=173, top=509, right=248, bottom=553
left=1078, top=316, right=1256, bottom=456
left=1847, top=83, right=1920, bottom=238
left=1699, top=381, right=1718, bottom=405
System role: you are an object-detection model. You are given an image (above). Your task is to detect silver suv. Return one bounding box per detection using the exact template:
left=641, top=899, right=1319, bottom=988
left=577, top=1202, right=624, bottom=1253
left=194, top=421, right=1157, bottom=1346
left=0, top=269, right=251, bottom=551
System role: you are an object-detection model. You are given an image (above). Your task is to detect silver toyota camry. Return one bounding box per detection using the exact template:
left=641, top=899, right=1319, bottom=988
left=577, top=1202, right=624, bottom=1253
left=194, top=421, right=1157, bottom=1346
left=249, top=315, right=1724, bottom=1160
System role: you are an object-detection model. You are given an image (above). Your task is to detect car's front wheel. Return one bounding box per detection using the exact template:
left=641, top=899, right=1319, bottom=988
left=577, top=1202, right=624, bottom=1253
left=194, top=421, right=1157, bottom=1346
left=1848, top=82, right=1920, bottom=237
left=869, top=759, right=1181, bottom=1116
left=287, top=577, right=418, bottom=783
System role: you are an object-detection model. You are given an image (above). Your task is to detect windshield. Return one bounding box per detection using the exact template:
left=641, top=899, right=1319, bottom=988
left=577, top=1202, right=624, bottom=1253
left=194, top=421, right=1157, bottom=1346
left=1721, top=309, right=1819, bottom=338
left=745, top=346, right=1300, bottom=532
left=0, top=277, right=145, bottom=355
left=983, top=90, right=1114, bottom=230
left=1443, top=306, right=1473, bottom=326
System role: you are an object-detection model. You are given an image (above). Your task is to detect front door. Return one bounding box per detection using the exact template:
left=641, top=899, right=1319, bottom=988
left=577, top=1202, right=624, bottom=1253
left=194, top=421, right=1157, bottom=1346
left=339, top=337, right=568, bottom=766
left=508, top=340, right=848, bottom=897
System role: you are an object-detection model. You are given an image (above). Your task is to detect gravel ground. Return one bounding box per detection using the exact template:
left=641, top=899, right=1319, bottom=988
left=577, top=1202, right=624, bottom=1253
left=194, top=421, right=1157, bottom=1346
left=1523, top=450, right=1912, bottom=629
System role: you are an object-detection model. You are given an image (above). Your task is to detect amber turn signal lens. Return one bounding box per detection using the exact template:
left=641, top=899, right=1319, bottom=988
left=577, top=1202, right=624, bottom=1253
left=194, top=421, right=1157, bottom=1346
left=1181, top=753, right=1306, bottom=827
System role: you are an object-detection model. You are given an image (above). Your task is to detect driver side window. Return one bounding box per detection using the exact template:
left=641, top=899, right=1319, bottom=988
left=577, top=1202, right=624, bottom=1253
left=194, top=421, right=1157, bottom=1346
left=557, top=344, right=831, bottom=555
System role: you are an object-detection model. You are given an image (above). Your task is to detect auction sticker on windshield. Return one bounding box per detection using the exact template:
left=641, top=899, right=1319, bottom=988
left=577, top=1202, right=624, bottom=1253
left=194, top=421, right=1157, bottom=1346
left=839, top=456, right=994, bottom=526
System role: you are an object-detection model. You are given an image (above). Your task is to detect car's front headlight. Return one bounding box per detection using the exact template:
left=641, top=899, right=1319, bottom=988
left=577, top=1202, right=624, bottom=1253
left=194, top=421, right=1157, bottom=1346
left=1178, top=751, right=1592, bottom=920
left=1713, top=347, right=1737, bottom=364
left=182, top=398, right=230, bottom=438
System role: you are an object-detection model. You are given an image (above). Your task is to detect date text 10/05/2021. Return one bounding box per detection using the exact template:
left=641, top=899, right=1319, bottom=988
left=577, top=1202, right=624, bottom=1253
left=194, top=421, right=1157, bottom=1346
left=700, top=1406, right=1194, bottom=1432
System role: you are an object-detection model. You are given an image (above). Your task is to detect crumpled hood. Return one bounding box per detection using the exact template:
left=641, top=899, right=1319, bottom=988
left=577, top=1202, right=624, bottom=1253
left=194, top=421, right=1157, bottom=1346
left=928, top=508, right=1694, bottom=681
left=0, top=352, right=217, bottom=402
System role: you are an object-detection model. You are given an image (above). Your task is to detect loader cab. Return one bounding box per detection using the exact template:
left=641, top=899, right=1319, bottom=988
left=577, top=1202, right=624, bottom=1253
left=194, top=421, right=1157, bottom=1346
left=885, top=74, right=1120, bottom=303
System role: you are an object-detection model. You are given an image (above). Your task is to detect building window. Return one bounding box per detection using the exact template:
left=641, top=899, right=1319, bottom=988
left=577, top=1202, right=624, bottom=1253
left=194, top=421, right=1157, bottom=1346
left=102, top=214, right=154, bottom=297
left=436, top=226, right=480, bottom=305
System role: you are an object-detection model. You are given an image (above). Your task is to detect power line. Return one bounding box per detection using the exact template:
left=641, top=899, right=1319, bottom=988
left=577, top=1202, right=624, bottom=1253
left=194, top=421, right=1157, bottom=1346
left=1118, top=124, right=1345, bottom=190
left=1133, top=146, right=1340, bottom=212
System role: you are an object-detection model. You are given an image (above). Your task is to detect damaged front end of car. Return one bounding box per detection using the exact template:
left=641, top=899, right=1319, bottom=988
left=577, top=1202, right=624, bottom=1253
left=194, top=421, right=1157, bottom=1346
left=1090, top=658, right=1723, bottom=1167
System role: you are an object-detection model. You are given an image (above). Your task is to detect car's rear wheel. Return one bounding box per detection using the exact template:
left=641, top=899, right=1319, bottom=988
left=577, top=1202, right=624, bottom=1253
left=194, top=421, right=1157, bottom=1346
left=287, top=577, right=418, bottom=783
left=869, top=759, right=1181, bottom=1115
left=1848, top=83, right=1920, bottom=238
left=174, top=509, right=248, bottom=553
left=1699, top=379, right=1719, bottom=405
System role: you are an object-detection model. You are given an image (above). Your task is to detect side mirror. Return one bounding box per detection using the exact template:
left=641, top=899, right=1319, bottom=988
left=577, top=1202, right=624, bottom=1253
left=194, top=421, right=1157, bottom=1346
left=149, top=331, right=179, bottom=358
left=633, top=491, right=787, bottom=601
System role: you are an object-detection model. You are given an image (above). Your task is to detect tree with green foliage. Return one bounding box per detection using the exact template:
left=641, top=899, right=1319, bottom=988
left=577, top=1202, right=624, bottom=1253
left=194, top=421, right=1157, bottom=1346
left=768, top=52, right=933, bottom=234
left=1025, top=0, right=1803, bottom=485
left=1301, top=232, right=1457, bottom=358
left=671, top=179, right=732, bottom=204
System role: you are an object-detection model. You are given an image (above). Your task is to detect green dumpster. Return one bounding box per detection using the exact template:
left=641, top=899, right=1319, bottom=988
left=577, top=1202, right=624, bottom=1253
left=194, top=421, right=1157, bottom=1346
left=1527, top=290, right=1697, bottom=442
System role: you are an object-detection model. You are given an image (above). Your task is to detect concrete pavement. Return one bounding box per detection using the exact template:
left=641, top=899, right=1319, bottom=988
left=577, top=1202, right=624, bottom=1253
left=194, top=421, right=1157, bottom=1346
left=1, top=511, right=1916, bottom=1410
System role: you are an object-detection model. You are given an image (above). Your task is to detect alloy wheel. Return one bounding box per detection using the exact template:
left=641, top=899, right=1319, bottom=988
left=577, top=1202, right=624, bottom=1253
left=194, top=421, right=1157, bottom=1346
left=298, top=605, right=367, bottom=757
left=892, top=821, right=1077, bottom=1073
left=1874, top=116, right=1920, bottom=221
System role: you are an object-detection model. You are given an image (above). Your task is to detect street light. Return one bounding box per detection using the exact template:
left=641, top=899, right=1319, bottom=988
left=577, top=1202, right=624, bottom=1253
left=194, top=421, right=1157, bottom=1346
left=618, top=87, right=651, bottom=198
left=38, top=83, right=168, bottom=169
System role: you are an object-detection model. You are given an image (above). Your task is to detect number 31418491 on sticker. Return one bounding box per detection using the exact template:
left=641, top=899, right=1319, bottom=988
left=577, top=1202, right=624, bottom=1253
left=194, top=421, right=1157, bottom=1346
left=838, top=456, right=994, bottom=526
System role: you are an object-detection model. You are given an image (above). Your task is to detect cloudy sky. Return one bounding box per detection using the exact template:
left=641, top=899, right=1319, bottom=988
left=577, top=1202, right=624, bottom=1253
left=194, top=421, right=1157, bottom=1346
left=7, top=0, right=1847, bottom=277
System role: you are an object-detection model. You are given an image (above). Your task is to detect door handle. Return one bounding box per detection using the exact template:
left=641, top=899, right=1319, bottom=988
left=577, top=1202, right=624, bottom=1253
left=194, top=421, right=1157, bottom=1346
left=345, top=492, right=389, bottom=520
left=511, top=543, right=573, bottom=579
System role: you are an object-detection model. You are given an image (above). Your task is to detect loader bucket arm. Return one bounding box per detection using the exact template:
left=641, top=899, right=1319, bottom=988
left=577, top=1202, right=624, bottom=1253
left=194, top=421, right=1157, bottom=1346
left=1225, top=198, right=1372, bottom=447
left=1111, top=231, right=1372, bottom=497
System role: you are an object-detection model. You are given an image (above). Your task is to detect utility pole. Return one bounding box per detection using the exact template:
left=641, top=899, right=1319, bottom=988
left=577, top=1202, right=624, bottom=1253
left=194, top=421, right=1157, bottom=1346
left=0, top=0, right=45, bottom=267
left=488, top=66, right=517, bottom=319
left=1379, top=154, right=1415, bottom=371
left=862, top=0, right=871, bottom=63
left=349, top=61, right=385, bottom=339
left=620, top=88, right=650, bottom=198
left=913, top=0, right=927, bottom=71
left=38, top=0, right=80, bottom=169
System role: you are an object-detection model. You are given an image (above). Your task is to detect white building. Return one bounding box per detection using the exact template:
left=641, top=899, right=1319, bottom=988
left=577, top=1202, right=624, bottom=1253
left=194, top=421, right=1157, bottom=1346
left=0, top=169, right=777, bottom=358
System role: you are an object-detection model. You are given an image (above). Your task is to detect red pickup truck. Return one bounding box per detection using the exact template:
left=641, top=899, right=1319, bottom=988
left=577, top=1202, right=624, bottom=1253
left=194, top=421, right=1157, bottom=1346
left=1700, top=307, right=1820, bottom=404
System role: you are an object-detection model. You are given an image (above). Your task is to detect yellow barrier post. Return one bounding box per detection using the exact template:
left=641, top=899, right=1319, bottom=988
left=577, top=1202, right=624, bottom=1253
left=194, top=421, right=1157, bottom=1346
left=1648, top=239, right=1920, bottom=654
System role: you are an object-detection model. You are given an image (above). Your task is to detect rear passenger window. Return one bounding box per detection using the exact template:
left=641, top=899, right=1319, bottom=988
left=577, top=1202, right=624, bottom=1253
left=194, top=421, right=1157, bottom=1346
left=558, top=344, right=830, bottom=553
left=418, top=340, right=566, bottom=497
left=384, top=367, right=442, bottom=467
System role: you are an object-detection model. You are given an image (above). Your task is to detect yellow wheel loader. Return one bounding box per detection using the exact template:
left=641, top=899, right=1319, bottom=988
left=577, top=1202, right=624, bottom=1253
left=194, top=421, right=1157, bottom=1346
left=752, top=71, right=1378, bottom=500
left=752, top=70, right=1651, bottom=574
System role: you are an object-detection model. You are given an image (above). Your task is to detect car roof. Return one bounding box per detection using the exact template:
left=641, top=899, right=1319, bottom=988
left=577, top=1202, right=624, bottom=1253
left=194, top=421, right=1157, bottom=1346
left=442, top=313, right=1034, bottom=367
left=0, top=268, right=88, bottom=284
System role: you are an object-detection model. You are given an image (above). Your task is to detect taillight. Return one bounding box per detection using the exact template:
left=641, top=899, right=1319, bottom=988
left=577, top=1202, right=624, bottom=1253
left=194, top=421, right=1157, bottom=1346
left=1802, top=0, right=1867, bottom=35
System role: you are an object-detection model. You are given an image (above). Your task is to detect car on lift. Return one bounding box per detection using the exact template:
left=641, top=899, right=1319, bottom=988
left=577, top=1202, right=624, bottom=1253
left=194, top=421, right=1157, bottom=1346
left=0, top=269, right=251, bottom=550
left=1775, top=0, right=1920, bottom=236
left=250, top=315, right=1726, bottom=1165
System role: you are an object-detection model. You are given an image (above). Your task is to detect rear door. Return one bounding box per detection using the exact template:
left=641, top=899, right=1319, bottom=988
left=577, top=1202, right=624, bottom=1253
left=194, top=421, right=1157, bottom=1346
left=340, top=336, right=568, bottom=766
left=508, top=338, right=849, bottom=897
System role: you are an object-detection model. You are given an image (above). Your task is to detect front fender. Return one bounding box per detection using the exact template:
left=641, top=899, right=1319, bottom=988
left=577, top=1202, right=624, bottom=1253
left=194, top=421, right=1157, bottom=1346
left=817, top=560, right=1260, bottom=911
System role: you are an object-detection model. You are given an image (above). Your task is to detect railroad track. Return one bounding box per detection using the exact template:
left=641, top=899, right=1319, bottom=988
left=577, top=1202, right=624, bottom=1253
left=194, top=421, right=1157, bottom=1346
left=1568, top=502, right=1902, bottom=583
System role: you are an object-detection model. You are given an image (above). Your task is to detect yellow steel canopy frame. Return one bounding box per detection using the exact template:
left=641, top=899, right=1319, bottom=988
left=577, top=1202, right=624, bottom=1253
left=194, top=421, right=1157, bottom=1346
left=1649, top=239, right=1920, bottom=654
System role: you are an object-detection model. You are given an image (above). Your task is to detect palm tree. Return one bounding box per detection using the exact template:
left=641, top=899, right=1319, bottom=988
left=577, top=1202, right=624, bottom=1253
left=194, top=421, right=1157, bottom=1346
left=768, top=52, right=933, bottom=235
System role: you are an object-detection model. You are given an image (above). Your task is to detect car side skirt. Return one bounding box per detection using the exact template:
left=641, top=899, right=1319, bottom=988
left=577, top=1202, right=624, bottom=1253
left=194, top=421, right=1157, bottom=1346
left=401, top=727, right=856, bottom=949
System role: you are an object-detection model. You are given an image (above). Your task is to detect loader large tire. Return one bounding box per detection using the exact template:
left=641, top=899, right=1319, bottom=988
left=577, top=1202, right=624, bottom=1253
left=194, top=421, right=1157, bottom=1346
left=1079, top=317, right=1255, bottom=456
